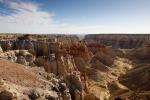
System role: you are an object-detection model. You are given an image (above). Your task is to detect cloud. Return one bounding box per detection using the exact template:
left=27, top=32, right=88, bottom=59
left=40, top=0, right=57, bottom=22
left=0, top=0, right=150, bottom=34
left=0, top=0, right=105, bottom=34
left=8, top=1, right=39, bottom=12
left=0, top=1, right=59, bottom=33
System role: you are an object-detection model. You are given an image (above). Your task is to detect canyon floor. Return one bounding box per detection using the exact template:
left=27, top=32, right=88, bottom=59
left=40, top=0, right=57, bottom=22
left=0, top=34, right=149, bottom=100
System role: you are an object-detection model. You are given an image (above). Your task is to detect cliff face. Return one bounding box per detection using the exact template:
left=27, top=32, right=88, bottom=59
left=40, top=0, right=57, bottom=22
left=84, top=34, right=150, bottom=48
left=0, top=35, right=89, bottom=100
left=0, top=34, right=115, bottom=99
left=0, top=35, right=92, bottom=75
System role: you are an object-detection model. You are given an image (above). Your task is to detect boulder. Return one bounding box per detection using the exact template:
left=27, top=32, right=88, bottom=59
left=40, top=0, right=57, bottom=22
left=45, top=90, right=59, bottom=100
left=25, top=53, right=35, bottom=63
left=18, top=50, right=29, bottom=57
left=0, top=79, right=19, bottom=100
left=16, top=56, right=27, bottom=65
left=34, top=57, right=45, bottom=67
left=0, top=90, right=14, bottom=100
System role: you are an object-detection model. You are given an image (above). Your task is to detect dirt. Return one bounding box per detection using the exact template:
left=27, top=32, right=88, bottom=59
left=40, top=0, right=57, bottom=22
left=0, top=58, right=50, bottom=88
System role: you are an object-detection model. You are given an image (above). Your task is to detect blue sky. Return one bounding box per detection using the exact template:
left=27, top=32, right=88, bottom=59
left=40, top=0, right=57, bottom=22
left=0, top=0, right=150, bottom=34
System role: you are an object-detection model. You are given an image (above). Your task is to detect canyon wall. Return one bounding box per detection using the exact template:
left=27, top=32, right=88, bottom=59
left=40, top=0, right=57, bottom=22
left=84, top=34, right=150, bottom=48
left=0, top=34, right=150, bottom=100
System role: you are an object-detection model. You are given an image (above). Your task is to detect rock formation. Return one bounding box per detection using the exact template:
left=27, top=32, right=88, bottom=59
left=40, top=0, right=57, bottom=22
left=0, top=45, right=3, bottom=53
left=0, top=59, right=73, bottom=100
left=0, top=34, right=150, bottom=100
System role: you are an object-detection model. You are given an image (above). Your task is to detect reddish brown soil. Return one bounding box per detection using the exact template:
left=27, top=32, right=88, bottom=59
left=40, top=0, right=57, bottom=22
left=0, top=59, right=49, bottom=88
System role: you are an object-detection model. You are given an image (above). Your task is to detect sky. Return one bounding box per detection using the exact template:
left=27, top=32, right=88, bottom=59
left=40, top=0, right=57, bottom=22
left=0, top=0, right=150, bottom=34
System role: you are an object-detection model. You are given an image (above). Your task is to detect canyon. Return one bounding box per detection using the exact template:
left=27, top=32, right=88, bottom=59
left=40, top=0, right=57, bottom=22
left=0, top=34, right=150, bottom=100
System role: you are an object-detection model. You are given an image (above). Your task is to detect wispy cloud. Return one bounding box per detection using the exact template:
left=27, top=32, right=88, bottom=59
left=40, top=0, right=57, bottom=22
left=0, top=0, right=57, bottom=33
left=8, top=1, right=39, bottom=12
left=0, top=0, right=104, bottom=34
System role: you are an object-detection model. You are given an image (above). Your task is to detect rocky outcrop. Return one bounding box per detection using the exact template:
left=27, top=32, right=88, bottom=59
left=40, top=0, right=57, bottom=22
left=0, top=40, right=13, bottom=51
left=0, top=45, right=3, bottom=53
left=0, top=59, right=72, bottom=100
left=0, top=50, right=35, bottom=66
left=0, top=79, right=19, bottom=100
left=43, top=54, right=76, bottom=76
left=65, top=72, right=83, bottom=100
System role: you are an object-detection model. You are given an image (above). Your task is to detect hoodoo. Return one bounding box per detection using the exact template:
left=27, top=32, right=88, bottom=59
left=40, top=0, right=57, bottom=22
left=0, top=34, right=150, bottom=100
